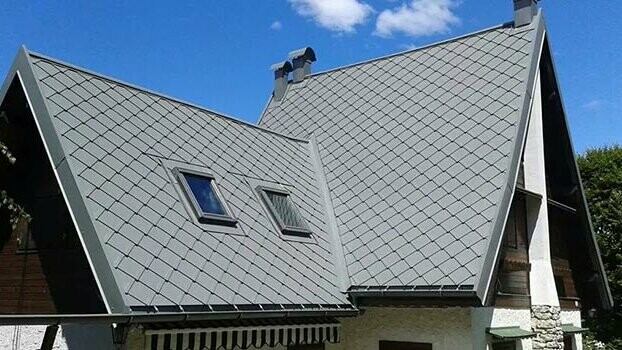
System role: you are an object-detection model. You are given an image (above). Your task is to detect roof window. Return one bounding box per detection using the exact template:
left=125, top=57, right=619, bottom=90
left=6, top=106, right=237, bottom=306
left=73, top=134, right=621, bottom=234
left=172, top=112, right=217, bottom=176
left=175, top=168, right=237, bottom=226
left=257, top=186, right=310, bottom=236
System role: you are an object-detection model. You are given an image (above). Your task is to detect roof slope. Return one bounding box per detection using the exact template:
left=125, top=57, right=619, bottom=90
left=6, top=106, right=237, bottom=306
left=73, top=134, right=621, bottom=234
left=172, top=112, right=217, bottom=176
left=260, top=23, right=540, bottom=291
left=24, top=53, right=349, bottom=311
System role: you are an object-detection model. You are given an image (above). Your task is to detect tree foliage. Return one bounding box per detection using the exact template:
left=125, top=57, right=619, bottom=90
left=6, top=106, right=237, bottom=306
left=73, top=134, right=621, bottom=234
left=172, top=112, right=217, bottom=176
left=0, top=141, right=30, bottom=230
left=577, top=145, right=622, bottom=348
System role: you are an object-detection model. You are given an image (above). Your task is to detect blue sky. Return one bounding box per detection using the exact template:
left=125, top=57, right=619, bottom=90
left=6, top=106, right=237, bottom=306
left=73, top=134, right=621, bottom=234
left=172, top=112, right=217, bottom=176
left=0, top=0, right=620, bottom=153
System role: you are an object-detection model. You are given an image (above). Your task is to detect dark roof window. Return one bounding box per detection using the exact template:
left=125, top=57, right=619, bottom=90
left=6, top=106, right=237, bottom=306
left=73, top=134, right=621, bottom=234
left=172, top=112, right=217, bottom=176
left=176, top=168, right=237, bottom=226
left=258, top=186, right=310, bottom=236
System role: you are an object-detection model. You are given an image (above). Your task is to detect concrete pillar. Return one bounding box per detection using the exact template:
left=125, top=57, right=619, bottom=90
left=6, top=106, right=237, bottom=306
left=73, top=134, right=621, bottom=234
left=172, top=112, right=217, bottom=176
left=523, top=71, right=563, bottom=349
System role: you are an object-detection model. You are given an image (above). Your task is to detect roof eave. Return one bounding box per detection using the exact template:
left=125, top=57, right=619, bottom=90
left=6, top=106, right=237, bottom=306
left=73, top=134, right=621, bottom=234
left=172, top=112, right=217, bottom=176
left=0, top=308, right=360, bottom=326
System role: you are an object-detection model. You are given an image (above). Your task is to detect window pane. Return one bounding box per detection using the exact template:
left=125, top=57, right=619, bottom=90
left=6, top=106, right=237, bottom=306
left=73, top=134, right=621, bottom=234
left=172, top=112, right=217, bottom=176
left=183, top=173, right=226, bottom=215
left=379, top=341, right=432, bottom=350
left=265, top=191, right=307, bottom=229
left=492, top=341, right=516, bottom=350
left=288, top=345, right=324, bottom=350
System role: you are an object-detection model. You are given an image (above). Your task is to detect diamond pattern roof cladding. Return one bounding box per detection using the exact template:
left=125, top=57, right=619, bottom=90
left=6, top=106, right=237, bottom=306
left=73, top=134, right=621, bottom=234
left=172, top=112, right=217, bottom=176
left=260, top=25, right=536, bottom=287
left=29, top=55, right=349, bottom=308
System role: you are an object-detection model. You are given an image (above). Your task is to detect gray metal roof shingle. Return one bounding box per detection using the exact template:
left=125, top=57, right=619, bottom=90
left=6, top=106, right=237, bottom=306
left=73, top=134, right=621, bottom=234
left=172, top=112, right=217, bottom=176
left=28, top=55, right=349, bottom=309
left=260, top=23, right=538, bottom=289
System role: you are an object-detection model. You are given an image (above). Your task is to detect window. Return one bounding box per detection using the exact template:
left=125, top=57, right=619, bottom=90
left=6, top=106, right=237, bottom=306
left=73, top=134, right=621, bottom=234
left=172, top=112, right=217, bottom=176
left=503, top=194, right=528, bottom=249
left=257, top=186, right=310, bottom=236
left=379, top=341, right=432, bottom=350
left=492, top=342, right=516, bottom=350
left=176, top=169, right=236, bottom=226
left=563, top=335, right=573, bottom=350
left=288, top=345, right=324, bottom=350
left=555, top=275, right=567, bottom=297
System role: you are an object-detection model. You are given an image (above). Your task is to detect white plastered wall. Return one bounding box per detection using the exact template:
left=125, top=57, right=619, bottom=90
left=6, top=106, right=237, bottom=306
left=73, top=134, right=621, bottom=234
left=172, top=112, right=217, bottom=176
left=560, top=310, right=583, bottom=350
left=0, top=324, right=114, bottom=350
left=523, top=71, right=559, bottom=306
left=326, top=307, right=473, bottom=350
left=471, top=307, right=533, bottom=350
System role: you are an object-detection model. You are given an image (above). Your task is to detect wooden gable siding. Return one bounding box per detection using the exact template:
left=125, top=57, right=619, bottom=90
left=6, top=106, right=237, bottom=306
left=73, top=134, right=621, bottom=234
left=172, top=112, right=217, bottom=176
left=0, top=77, right=105, bottom=314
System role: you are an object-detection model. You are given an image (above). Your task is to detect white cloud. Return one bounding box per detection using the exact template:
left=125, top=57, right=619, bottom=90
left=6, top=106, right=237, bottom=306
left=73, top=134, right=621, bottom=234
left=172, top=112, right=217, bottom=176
left=374, top=0, right=460, bottom=38
left=288, top=0, right=374, bottom=33
left=583, top=100, right=604, bottom=110
left=271, top=21, right=283, bottom=30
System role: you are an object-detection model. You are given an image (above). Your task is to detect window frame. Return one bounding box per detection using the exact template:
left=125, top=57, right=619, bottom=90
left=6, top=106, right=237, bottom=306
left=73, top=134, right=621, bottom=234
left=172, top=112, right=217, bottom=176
left=174, top=168, right=237, bottom=227
left=256, top=186, right=311, bottom=237
left=379, top=341, right=433, bottom=350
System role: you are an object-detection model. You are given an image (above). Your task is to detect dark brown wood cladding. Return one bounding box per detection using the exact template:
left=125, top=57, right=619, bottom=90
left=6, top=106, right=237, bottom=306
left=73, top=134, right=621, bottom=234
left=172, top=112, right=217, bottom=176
left=0, top=200, right=105, bottom=315
left=493, top=294, right=531, bottom=308
left=0, top=78, right=105, bottom=314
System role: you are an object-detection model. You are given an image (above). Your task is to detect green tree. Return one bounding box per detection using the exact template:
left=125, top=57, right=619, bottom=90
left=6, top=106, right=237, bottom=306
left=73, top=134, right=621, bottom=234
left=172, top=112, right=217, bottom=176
left=577, top=145, right=622, bottom=349
left=0, top=141, right=29, bottom=229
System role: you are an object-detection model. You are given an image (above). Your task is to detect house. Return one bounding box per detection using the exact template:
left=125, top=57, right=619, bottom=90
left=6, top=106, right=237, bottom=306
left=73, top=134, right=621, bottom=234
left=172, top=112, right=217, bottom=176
left=0, top=0, right=612, bottom=349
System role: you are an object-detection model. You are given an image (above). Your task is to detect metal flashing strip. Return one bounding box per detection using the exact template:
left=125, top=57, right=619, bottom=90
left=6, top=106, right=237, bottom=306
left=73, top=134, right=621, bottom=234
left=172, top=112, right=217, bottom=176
left=144, top=323, right=340, bottom=350
left=309, top=136, right=351, bottom=292
left=486, top=326, right=536, bottom=339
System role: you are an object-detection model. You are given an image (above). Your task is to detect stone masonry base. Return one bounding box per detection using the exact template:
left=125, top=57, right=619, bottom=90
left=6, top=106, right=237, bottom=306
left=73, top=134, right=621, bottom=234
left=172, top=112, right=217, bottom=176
left=531, top=305, right=564, bottom=349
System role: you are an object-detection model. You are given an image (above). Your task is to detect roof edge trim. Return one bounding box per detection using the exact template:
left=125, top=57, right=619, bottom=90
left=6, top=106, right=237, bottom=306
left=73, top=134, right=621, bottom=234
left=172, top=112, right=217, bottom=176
left=307, top=22, right=512, bottom=79
left=25, top=49, right=310, bottom=144
left=8, top=47, right=129, bottom=314
left=475, top=10, right=547, bottom=305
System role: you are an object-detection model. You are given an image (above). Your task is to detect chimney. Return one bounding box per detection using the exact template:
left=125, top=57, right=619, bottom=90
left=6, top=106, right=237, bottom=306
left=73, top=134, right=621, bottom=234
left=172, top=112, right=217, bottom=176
left=513, top=0, right=538, bottom=27
left=271, top=61, right=293, bottom=102
left=288, top=47, right=317, bottom=83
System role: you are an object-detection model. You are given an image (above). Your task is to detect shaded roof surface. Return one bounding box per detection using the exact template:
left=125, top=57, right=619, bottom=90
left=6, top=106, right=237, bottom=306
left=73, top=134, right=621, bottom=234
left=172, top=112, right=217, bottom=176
left=260, top=23, right=537, bottom=288
left=28, top=54, right=349, bottom=309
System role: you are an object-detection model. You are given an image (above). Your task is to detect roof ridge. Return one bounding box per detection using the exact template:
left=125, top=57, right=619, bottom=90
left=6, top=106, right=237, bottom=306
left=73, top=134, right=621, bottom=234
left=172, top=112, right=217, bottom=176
left=25, top=49, right=310, bottom=144
left=308, top=21, right=517, bottom=79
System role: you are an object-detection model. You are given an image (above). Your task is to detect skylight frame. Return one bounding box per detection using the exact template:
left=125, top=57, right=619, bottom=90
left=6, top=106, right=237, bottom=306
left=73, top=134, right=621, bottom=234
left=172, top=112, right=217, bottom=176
left=174, top=168, right=237, bottom=227
left=256, top=186, right=311, bottom=237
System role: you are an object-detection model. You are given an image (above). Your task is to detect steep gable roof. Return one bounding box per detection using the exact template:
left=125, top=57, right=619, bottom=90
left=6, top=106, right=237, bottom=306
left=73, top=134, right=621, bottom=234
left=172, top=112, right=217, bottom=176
left=0, top=9, right=611, bottom=314
left=1, top=48, right=352, bottom=314
left=260, top=16, right=545, bottom=302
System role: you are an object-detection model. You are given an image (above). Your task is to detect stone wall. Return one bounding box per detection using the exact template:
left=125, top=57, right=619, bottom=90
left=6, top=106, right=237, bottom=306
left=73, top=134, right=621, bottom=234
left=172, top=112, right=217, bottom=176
left=531, top=305, right=563, bottom=349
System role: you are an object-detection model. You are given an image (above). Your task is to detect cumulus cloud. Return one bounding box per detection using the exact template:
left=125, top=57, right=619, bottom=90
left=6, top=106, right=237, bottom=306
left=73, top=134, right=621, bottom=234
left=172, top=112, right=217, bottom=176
left=271, top=21, right=283, bottom=30
left=374, top=0, right=460, bottom=38
left=288, top=0, right=374, bottom=33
